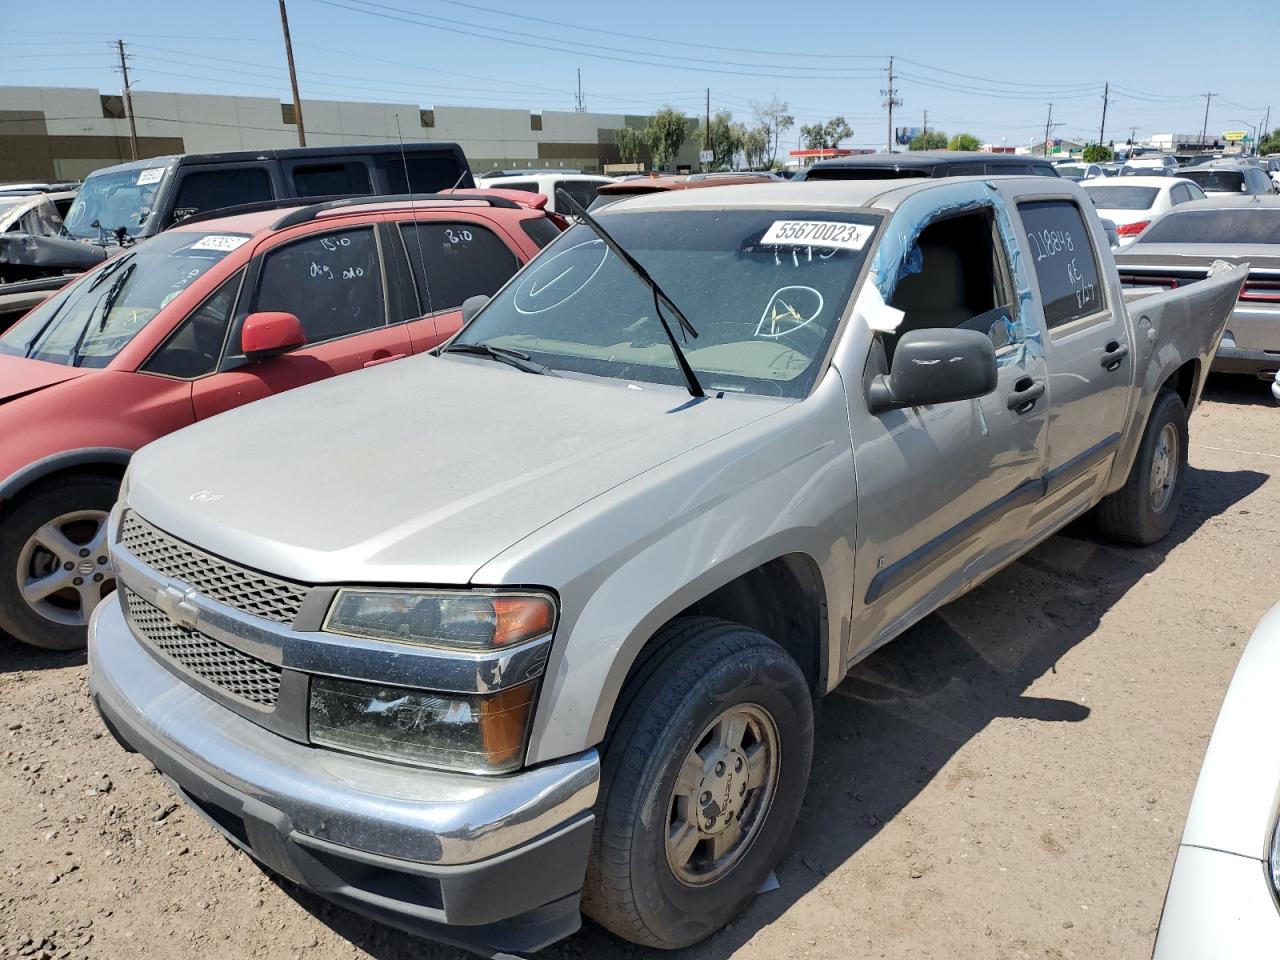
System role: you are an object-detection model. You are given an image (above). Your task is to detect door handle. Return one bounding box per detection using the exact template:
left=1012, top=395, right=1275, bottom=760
left=363, top=353, right=406, bottom=369
left=1100, top=341, right=1129, bottom=371
left=1006, top=376, right=1045, bottom=413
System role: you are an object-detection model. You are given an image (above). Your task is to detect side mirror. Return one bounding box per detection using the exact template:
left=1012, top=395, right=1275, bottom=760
left=868, top=328, right=998, bottom=413
left=241, top=311, right=305, bottom=361
left=460, top=294, right=488, bottom=325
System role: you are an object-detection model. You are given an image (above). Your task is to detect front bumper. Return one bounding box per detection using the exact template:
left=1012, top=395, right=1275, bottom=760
left=1153, top=845, right=1280, bottom=958
left=88, top=597, right=600, bottom=956
left=1213, top=331, right=1280, bottom=378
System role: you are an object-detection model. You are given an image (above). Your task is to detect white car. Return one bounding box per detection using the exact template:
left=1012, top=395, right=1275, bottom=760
left=1123, top=155, right=1180, bottom=176
left=1082, top=176, right=1206, bottom=246
left=476, top=172, right=614, bottom=215
left=1053, top=162, right=1103, bottom=180
left=1153, top=603, right=1280, bottom=958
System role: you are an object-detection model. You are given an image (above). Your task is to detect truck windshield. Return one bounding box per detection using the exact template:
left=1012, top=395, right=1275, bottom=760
left=452, top=209, right=878, bottom=398
left=1182, top=171, right=1245, bottom=194
left=63, top=166, right=169, bottom=240
left=0, top=230, right=243, bottom=367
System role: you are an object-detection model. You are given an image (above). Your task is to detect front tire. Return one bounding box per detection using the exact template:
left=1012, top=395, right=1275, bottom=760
left=0, top=474, right=119, bottom=650
left=1094, top=388, right=1188, bottom=546
left=583, top=618, right=814, bottom=949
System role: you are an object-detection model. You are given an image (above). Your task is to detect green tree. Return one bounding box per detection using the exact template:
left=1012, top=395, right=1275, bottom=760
left=646, top=106, right=690, bottom=170
left=909, top=129, right=948, bottom=150
left=751, top=96, right=794, bottom=166
left=742, top=124, right=770, bottom=169
left=1082, top=143, right=1114, bottom=162
left=1259, top=127, right=1280, bottom=155
left=948, top=132, right=981, bottom=151
left=707, top=110, right=743, bottom=169
left=614, top=125, right=646, bottom=166
left=800, top=116, right=854, bottom=150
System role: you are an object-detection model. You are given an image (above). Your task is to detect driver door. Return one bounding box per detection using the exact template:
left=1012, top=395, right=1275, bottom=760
left=845, top=188, right=1050, bottom=656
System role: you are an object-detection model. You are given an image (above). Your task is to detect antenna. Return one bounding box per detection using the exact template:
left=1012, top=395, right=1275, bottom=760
left=395, top=115, right=438, bottom=342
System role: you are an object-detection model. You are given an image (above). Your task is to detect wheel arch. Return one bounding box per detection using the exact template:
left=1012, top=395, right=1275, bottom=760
left=0, top=448, right=132, bottom=507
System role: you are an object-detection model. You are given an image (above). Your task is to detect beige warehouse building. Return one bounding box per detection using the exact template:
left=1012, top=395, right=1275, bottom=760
left=0, top=85, right=701, bottom=181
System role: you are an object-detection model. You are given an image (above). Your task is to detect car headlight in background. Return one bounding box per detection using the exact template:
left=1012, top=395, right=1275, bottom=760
left=324, top=589, right=554, bottom=651
left=309, top=677, right=537, bottom=774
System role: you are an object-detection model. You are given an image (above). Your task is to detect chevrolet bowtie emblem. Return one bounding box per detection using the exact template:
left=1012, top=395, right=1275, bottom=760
left=156, top=584, right=200, bottom=631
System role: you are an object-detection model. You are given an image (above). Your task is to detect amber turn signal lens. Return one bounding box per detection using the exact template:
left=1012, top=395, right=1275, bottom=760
left=493, top=596, right=555, bottom=647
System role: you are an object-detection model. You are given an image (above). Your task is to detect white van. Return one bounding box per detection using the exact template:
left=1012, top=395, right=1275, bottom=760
left=481, top=172, right=613, bottom=214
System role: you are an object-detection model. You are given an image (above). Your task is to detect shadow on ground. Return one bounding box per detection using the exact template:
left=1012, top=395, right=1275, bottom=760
left=0, top=629, right=84, bottom=674
left=1200, top=373, right=1277, bottom=407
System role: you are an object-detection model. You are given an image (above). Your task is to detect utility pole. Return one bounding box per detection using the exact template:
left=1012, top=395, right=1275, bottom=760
left=1043, top=103, right=1054, bottom=157
left=114, top=40, right=138, bottom=161
left=703, top=88, right=711, bottom=171
left=922, top=109, right=928, bottom=147
left=1098, top=81, right=1109, bottom=149
left=278, top=0, right=306, bottom=146
left=1200, top=92, right=1216, bottom=147
left=1260, top=106, right=1270, bottom=155
left=575, top=68, right=584, bottom=112
left=881, top=56, right=901, bottom=153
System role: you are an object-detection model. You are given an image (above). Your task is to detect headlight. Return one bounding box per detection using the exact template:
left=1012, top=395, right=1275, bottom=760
left=324, top=589, right=555, bottom=651
left=1271, top=817, right=1280, bottom=895
left=309, top=676, right=536, bottom=773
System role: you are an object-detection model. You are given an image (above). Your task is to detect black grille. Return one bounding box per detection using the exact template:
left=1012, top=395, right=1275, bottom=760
left=123, top=589, right=282, bottom=707
left=119, top=512, right=307, bottom=624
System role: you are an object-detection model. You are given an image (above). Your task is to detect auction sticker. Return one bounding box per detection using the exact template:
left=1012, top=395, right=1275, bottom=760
left=761, top=220, right=873, bottom=251
left=189, top=234, right=249, bottom=252
left=136, top=167, right=165, bottom=186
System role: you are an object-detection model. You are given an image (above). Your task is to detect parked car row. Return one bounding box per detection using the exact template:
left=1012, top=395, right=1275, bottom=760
left=71, top=159, right=1245, bottom=955
left=0, top=137, right=1270, bottom=956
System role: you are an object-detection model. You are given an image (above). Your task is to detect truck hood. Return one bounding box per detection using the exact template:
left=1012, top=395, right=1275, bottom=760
left=0, top=354, right=91, bottom=404
left=127, top=354, right=787, bottom=586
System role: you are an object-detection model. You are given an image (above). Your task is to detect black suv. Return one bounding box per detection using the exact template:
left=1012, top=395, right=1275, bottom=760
left=796, top=150, right=1060, bottom=181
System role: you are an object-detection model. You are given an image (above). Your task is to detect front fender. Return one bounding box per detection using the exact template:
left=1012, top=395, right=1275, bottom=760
left=0, top=446, right=133, bottom=504
left=474, top=372, right=860, bottom=764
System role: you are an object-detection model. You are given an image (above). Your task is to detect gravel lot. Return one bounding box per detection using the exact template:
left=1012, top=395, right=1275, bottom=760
left=1, top=376, right=1276, bottom=960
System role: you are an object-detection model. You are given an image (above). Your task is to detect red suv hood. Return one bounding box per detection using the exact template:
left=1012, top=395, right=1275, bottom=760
left=0, top=355, right=91, bottom=404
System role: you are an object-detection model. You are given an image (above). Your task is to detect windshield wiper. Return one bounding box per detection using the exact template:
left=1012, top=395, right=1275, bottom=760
left=441, top=341, right=560, bottom=377
left=68, top=261, right=134, bottom=367
left=554, top=188, right=705, bottom=399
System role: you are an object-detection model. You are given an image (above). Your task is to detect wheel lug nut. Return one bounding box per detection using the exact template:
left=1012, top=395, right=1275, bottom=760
left=63, top=562, right=74, bottom=571
left=73, top=577, right=83, bottom=586
left=78, top=548, right=90, bottom=558
left=699, top=791, right=711, bottom=805
left=739, top=783, right=746, bottom=797
left=735, top=757, right=744, bottom=773
left=93, top=573, right=103, bottom=583
left=97, top=556, right=108, bottom=565
left=715, top=761, right=725, bottom=776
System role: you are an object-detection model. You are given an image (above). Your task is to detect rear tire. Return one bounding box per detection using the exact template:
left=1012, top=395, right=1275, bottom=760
left=1094, top=388, right=1188, bottom=546
left=582, top=617, right=814, bottom=949
left=0, top=475, right=119, bottom=651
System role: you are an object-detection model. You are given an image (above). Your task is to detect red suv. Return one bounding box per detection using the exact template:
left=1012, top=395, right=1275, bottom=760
left=0, top=192, right=557, bottom=650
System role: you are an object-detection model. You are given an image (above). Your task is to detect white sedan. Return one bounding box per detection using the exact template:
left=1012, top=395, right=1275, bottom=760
left=1082, top=176, right=1206, bottom=246
left=1153, top=603, right=1280, bottom=958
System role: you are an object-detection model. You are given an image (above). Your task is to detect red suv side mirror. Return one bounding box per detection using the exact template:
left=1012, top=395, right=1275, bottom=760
left=241, top=312, right=305, bottom=361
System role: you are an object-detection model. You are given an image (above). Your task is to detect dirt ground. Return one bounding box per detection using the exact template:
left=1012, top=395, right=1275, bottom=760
left=0, top=375, right=1276, bottom=960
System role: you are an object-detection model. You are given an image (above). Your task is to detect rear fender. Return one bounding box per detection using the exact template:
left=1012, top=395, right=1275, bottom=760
left=1106, top=262, right=1247, bottom=492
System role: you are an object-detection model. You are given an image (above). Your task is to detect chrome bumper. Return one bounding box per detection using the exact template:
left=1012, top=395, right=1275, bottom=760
left=88, top=596, right=600, bottom=951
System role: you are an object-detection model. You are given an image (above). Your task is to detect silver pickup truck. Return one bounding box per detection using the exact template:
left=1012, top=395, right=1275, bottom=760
left=88, top=177, right=1244, bottom=955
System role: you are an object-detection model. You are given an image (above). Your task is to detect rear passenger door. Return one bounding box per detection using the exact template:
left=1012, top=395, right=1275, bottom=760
left=191, top=224, right=411, bottom=420
left=167, top=164, right=277, bottom=226
left=1011, top=191, right=1133, bottom=538
left=394, top=217, right=522, bottom=351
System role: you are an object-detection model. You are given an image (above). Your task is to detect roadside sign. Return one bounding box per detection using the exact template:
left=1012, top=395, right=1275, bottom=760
left=699, top=149, right=714, bottom=164
left=1222, top=130, right=1247, bottom=143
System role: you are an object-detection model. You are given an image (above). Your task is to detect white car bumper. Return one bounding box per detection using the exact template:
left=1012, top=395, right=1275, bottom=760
left=1154, top=845, right=1280, bottom=958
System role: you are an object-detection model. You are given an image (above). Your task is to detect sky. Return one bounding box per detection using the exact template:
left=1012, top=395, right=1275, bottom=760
left=0, top=0, right=1273, bottom=152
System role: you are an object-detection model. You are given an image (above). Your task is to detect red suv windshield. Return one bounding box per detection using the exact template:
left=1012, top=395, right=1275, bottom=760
left=0, top=231, right=245, bottom=368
